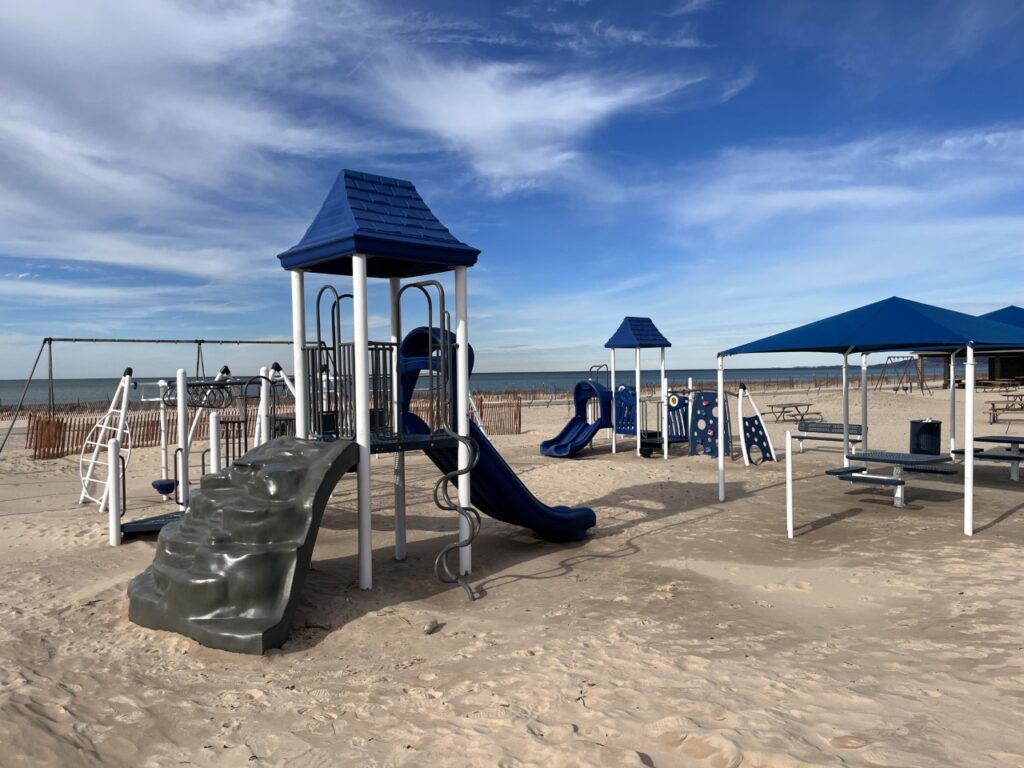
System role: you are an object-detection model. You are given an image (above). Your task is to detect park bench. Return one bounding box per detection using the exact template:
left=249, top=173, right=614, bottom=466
left=796, top=421, right=863, bottom=452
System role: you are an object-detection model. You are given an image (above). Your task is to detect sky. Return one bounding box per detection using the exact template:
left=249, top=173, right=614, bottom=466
left=1, top=0, right=1023, bottom=378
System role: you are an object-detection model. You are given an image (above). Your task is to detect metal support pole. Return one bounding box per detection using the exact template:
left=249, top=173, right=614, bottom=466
left=455, top=266, right=472, bottom=575
left=389, top=277, right=406, bottom=561
left=635, top=347, right=641, bottom=457
left=177, top=368, right=189, bottom=512
left=949, top=350, right=958, bottom=458
left=291, top=270, right=309, bottom=439
left=258, top=366, right=271, bottom=446
left=841, top=353, right=850, bottom=468
left=158, top=380, right=169, bottom=500
left=964, top=345, right=975, bottom=536
left=353, top=255, right=373, bottom=588
left=661, top=347, right=668, bottom=459
left=108, top=438, right=122, bottom=547
left=717, top=355, right=725, bottom=501
left=786, top=430, right=793, bottom=539
left=860, top=354, right=869, bottom=453
left=209, top=411, right=221, bottom=473
left=610, top=349, right=617, bottom=453
left=0, top=339, right=47, bottom=458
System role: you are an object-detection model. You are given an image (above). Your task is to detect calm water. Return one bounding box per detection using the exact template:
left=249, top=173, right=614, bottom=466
left=0, top=361, right=955, bottom=407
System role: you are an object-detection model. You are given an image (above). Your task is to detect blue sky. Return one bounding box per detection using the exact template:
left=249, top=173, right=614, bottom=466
left=1, top=0, right=1023, bottom=377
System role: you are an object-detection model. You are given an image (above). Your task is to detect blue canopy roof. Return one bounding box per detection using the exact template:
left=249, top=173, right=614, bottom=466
left=720, top=297, right=1024, bottom=357
left=277, top=170, right=480, bottom=278
left=980, top=305, right=1024, bottom=328
left=605, top=317, right=671, bottom=349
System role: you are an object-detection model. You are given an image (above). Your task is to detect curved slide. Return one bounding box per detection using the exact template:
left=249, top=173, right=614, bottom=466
left=540, top=380, right=612, bottom=458
left=405, top=413, right=595, bottom=542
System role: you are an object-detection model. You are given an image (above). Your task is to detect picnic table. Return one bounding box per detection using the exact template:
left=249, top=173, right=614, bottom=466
left=985, top=393, right=1024, bottom=423
left=766, top=402, right=820, bottom=423
left=969, top=435, right=1023, bottom=481
left=839, top=451, right=954, bottom=508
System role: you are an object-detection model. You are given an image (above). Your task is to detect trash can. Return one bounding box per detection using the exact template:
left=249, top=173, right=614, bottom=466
left=910, top=419, right=941, bottom=455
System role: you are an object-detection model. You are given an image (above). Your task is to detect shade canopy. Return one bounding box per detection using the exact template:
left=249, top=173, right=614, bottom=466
left=980, top=305, right=1024, bottom=328
left=604, top=317, right=671, bottom=349
left=277, top=169, right=480, bottom=278
left=720, top=296, right=1024, bottom=357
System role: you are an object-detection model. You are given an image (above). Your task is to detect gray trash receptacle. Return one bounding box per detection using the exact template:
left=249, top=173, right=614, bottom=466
left=910, top=419, right=941, bottom=455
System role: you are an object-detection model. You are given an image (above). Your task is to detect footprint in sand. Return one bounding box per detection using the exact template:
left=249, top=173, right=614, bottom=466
left=654, top=732, right=743, bottom=768
left=830, top=735, right=871, bottom=749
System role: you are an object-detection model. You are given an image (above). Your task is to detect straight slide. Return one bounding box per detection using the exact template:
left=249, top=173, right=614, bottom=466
left=404, top=413, right=596, bottom=542
left=540, top=415, right=603, bottom=458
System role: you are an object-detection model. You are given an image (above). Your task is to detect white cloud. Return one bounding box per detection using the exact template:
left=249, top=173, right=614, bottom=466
left=362, top=54, right=691, bottom=193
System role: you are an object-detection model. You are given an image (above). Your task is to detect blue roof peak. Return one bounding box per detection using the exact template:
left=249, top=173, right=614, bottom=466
left=277, top=169, right=480, bottom=278
left=604, top=317, right=671, bottom=349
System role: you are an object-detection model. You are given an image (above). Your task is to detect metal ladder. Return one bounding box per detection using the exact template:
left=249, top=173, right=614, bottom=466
left=79, top=368, right=133, bottom=515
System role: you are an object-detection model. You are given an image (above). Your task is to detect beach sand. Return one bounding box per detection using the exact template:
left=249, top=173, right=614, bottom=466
left=1, top=388, right=1022, bottom=767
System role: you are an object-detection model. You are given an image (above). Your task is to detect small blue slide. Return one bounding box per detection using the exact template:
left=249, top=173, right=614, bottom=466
left=540, top=380, right=612, bottom=458
left=405, top=413, right=596, bottom=542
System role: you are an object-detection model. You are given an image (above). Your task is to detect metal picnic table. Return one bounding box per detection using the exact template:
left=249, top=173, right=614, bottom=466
left=766, top=402, right=817, bottom=423
left=965, top=435, right=1024, bottom=482
left=842, top=451, right=954, bottom=508
left=986, top=393, right=1024, bottom=424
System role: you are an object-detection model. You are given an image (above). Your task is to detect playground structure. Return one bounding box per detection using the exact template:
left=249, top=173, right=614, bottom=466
left=128, top=169, right=596, bottom=652
left=542, top=317, right=757, bottom=463
left=91, top=363, right=297, bottom=545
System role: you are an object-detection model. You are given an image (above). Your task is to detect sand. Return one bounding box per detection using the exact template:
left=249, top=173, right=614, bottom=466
left=1, top=387, right=1023, bottom=767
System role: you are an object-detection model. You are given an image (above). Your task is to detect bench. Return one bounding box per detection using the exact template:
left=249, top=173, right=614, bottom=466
left=953, top=449, right=1022, bottom=463
left=796, top=422, right=863, bottom=452
left=836, top=473, right=904, bottom=487
left=902, top=464, right=957, bottom=476
left=825, top=466, right=864, bottom=477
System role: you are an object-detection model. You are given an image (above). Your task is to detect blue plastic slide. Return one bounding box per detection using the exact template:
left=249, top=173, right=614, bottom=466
left=540, top=380, right=612, bottom=458
left=405, top=413, right=596, bottom=542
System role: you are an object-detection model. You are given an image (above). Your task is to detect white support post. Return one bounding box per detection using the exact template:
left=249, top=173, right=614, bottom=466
left=860, top=354, right=869, bottom=453
left=841, top=353, right=850, bottom=468
left=158, top=379, right=169, bottom=500
left=964, top=345, right=975, bottom=536
left=610, top=349, right=617, bottom=453
left=455, top=266, right=472, bottom=576
left=258, top=365, right=271, bottom=447
left=717, top=356, right=725, bottom=501
left=635, top=347, right=641, bottom=457
left=949, top=351, right=958, bottom=458
left=291, top=270, right=309, bottom=439
left=661, top=347, right=668, bottom=460
left=352, top=255, right=373, bottom=588
left=209, top=411, right=221, bottom=473
left=108, top=437, right=122, bottom=546
left=785, top=430, right=793, bottom=539
left=176, top=368, right=189, bottom=512
left=390, top=277, right=406, bottom=562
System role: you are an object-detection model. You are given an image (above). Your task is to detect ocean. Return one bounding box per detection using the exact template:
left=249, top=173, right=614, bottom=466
left=0, top=360, right=955, bottom=407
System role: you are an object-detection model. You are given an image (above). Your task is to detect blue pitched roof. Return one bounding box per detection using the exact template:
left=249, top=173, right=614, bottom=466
left=980, top=306, right=1024, bottom=328
left=604, top=317, right=671, bottom=349
left=721, top=297, right=1024, bottom=357
left=277, top=170, right=480, bottom=278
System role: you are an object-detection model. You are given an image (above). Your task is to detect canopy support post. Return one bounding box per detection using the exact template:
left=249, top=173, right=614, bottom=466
left=455, top=265, right=472, bottom=575
left=390, top=277, right=406, bottom=562
left=860, top=354, right=869, bottom=453
left=661, top=347, right=668, bottom=459
left=717, top=355, right=725, bottom=501
left=352, top=254, right=372, bottom=588
left=610, top=349, right=617, bottom=453
left=949, top=350, right=958, bottom=458
left=635, top=347, right=641, bottom=457
left=964, top=345, right=975, bottom=536
left=291, top=270, right=309, bottom=440
left=841, top=352, right=851, bottom=468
